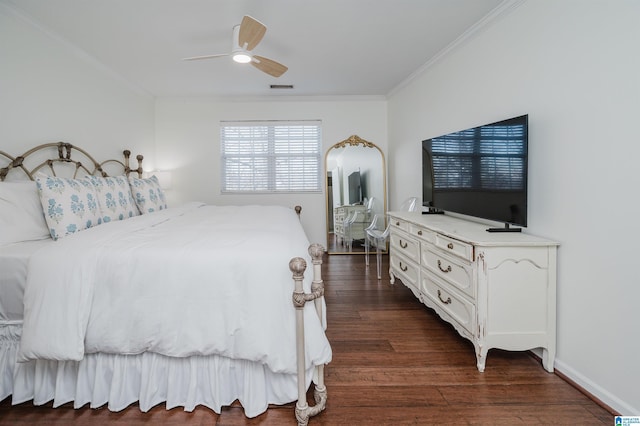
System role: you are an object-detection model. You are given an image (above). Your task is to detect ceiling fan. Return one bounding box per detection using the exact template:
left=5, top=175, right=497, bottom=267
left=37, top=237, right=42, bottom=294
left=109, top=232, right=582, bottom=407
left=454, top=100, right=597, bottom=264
left=183, top=15, right=288, bottom=78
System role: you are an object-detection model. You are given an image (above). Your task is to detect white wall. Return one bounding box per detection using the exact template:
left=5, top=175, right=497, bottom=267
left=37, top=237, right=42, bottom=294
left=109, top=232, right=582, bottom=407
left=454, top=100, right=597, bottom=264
left=0, top=3, right=155, bottom=164
left=388, top=0, right=640, bottom=414
left=154, top=97, right=387, bottom=245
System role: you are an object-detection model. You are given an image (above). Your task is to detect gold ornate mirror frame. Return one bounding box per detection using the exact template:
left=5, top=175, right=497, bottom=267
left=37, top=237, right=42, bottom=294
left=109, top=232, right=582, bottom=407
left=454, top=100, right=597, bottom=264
left=325, top=135, right=387, bottom=255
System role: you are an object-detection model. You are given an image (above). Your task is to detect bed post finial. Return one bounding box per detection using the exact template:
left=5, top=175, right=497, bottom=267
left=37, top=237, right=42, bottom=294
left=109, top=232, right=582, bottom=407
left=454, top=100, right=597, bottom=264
left=308, top=244, right=324, bottom=263
left=308, top=244, right=325, bottom=299
left=123, top=150, right=144, bottom=177
left=123, top=150, right=131, bottom=175
left=289, top=257, right=307, bottom=283
left=136, top=155, right=144, bottom=177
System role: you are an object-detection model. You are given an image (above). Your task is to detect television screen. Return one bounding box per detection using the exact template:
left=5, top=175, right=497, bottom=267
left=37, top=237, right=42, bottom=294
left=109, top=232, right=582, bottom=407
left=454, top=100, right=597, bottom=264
left=348, top=171, right=362, bottom=205
left=423, top=115, right=528, bottom=227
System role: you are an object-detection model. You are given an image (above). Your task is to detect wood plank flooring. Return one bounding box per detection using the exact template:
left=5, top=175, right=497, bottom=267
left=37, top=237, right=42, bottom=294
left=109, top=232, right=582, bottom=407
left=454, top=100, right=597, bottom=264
left=0, top=253, right=613, bottom=425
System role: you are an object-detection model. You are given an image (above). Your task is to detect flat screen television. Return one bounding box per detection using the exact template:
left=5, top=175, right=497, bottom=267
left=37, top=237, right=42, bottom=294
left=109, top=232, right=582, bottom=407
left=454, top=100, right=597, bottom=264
left=422, top=115, right=528, bottom=231
left=348, top=170, right=362, bottom=205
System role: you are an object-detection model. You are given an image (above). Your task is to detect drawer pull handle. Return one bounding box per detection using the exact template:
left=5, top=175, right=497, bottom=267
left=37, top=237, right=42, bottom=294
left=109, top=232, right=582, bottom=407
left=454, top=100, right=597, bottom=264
left=447, top=242, right=454, bottom=250
left=400, top=240, right=408, bottom=249
left=417, top=230, right=422, bottom=236
left=437, top=290, right=452, bottom=305
left=437, top=260, right=452, bottom=273
left=399, top=262, right=408, bottom=272
left=395, top=221, right=400, bottom=226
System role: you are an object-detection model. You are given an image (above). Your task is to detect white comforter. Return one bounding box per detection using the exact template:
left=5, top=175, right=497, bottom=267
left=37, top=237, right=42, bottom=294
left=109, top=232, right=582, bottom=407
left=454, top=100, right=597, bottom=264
left=18, top=203, right=331, bottom=374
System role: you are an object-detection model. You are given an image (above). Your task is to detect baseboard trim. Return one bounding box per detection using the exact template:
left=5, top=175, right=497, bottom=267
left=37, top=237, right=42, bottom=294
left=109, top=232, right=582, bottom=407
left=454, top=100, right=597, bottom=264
left=528, top=352, right=619, bottom=416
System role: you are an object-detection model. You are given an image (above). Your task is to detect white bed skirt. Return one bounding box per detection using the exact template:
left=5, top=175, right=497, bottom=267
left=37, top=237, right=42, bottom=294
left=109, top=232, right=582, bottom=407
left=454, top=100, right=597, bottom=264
left=0, top=323, right=312, bottom=418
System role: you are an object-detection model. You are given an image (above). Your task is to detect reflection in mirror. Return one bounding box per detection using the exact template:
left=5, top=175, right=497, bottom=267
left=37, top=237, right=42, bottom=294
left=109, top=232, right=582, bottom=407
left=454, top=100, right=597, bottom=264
left=325, top=135, right=386, bottom=254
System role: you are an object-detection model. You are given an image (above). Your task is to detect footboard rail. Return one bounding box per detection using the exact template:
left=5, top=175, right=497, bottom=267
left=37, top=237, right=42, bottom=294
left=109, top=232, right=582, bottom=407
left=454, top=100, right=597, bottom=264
left=290, top=243, right=327, bottom=426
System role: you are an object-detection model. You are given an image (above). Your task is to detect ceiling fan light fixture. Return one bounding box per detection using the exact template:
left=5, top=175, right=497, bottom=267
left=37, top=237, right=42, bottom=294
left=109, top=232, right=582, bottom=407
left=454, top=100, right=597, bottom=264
left=232, top=52, right=252, bottom=63
left=184, top=16, right=287, bottom=77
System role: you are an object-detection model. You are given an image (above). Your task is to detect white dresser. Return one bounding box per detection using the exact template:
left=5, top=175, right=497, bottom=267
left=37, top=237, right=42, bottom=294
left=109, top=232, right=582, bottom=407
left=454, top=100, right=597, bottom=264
left=388, top=211, right=558, bottom=373
left=334, top=205, right=367, bottom=244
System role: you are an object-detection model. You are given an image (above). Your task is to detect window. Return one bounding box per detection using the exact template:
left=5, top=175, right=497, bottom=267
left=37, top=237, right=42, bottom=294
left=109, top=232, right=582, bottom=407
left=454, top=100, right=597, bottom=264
left=221, top=121, right=322, bottom=193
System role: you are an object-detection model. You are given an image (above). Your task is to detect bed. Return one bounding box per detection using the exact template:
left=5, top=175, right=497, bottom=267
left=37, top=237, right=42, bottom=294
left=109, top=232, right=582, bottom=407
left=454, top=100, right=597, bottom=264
left=0, top=142, right=330, bottom=425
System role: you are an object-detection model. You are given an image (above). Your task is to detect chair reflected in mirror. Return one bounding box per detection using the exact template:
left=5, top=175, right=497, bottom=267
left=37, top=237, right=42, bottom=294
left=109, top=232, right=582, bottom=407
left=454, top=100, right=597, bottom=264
left=365, top=197, right=419, bottom=279
left=365, top=196, right=377, bottom=222
left=344, top=209, right=366, bottom=252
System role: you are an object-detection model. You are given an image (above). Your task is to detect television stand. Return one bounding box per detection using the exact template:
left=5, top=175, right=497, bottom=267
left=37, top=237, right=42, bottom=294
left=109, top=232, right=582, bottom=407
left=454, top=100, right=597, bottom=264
left=487, top=223, right=522, bottom=233
left=421, top=208, right=444, bottom=215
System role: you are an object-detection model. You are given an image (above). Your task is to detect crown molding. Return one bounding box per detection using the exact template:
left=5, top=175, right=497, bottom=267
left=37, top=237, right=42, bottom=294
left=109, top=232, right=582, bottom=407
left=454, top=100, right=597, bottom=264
left=387, top=0, right=527, bottom=98
left=158, top=94, right=388, bottom=103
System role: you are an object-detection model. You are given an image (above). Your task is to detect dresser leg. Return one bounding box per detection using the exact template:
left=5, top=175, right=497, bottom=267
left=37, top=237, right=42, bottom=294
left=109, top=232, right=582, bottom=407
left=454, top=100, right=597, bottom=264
left=476, top=347, right=488, bottom=372
left=389, top=268, right=395, bottom=285
left=542, top=347, right=555, bottom=373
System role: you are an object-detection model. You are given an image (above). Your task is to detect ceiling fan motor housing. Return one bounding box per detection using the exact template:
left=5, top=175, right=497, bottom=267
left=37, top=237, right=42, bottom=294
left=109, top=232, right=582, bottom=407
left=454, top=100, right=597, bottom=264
left=231, top=25, right=252, bottom=63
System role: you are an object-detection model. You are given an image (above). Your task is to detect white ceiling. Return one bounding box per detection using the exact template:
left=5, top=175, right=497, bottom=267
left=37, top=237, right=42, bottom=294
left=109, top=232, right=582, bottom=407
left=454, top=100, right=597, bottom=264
left=5, top=0, right=507, bottom=98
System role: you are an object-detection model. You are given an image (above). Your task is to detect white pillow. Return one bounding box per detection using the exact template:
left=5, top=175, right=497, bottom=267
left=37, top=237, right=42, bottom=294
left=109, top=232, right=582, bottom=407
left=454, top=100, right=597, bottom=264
left=87, top=175, right=139, bottom=222
left=35, top=173, right=103, bottom=240
left=128, top=175, right=167, bottom=214
left=0, top=181, right=51, bottom=245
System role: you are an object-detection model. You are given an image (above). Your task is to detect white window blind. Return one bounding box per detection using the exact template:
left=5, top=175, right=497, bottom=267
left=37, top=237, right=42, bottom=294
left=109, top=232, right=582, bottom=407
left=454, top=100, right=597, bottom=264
left=221, top=121, right=322, bottom=193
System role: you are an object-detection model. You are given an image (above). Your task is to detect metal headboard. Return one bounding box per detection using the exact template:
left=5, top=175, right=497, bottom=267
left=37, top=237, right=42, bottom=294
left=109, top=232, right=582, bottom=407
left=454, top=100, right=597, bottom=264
left=0, top=142, right=143, bottom=181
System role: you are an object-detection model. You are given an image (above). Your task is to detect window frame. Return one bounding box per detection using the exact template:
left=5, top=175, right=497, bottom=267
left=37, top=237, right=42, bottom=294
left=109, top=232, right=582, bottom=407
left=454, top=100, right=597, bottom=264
left=220, top=120, right=322, bottom=194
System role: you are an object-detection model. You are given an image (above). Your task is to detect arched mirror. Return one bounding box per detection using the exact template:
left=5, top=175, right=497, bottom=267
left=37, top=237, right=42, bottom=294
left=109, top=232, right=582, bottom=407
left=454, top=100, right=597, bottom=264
left=325, top=135, right=387, bottom=254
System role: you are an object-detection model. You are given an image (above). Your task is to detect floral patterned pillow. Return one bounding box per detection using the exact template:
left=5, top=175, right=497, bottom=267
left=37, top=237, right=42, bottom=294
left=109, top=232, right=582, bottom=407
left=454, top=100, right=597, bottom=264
left=87, top=175, right=139, bottom=222
left=34, top=173, right=102, bottom=240
left=128, top=175, right=167, bottom=214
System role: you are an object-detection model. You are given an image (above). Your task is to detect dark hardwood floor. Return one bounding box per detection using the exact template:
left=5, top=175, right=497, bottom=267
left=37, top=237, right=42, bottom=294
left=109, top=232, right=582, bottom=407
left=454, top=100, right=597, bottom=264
left=0, top=253, right=613, bottom=425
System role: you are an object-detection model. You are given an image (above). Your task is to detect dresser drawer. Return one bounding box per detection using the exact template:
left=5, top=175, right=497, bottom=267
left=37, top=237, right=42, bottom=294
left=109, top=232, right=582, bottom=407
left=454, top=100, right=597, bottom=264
left=389, top=231, right=419, bottom=263
left=435, top=234, right=473, bottom=262
left=420, top=271, right=475, bottom=335
left=390, top=253, right=420, bottom=294
left=421, top=247, right=474, bottom=299
left=409, top=224, right=435, bottom=244
left=390, top=217, right=409, bottom=232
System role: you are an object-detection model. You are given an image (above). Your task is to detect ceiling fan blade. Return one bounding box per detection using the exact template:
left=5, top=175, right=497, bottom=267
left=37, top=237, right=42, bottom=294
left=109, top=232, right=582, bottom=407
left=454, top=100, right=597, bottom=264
left=251, top=56, right=288, bottom=77
left=182, top=53, right=229, bottom=61
left=238, top=15, right=266, bottom=51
